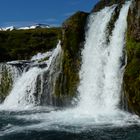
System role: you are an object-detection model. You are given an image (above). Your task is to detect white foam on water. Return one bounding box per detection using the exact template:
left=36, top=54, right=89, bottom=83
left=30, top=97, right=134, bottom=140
left=31, top=51, right=52, bottom=61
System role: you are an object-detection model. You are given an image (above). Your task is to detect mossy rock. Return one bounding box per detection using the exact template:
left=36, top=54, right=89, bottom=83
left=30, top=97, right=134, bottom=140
left=53, top=11, right=89, bottom=104
left=124, top=35, right=140, bottom=115
left=123, top=0, right=140, bottom=115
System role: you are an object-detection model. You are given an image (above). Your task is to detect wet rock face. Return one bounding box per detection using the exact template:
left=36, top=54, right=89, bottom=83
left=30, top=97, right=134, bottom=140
left=54, top=11, right=89, bottom=104
left=123, top=0, right=140, bottom=115
left=128, top=0, right=140, bottom=41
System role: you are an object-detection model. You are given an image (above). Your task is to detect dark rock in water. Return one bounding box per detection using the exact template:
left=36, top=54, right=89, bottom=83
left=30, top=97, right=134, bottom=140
left=123, top=0, right=140, bottom=115
left=106, top=4, right=122, bottom=44
left=25, top=63, right=48, bottom=72
left=31, top=63, right=48, bottom=69
left=37, top=63, right=48, bottom=69
left=7, top=60, right=31, bottom=71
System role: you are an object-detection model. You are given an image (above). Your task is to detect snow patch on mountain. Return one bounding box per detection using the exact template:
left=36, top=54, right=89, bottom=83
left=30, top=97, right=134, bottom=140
left=0, top=24, right=50, bottom=31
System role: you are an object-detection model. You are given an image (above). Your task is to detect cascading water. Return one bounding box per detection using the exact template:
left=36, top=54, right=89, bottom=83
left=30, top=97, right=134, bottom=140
left=77, top=2, right=131, bottom=115
left=0, top=41, right=62, bottom=109
left=0, top=2, right=131, bottom=114
left=102, top=3, right=130, bottom=111
left=77, top=6, right=115, bottom=114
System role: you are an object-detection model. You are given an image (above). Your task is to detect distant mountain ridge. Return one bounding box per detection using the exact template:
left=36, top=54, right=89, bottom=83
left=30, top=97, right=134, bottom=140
left=0, top=23, right=50, bottom=31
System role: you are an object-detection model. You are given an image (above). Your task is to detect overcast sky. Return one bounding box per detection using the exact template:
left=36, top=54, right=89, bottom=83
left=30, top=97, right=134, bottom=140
left=0, top=0, right=99, bottom=27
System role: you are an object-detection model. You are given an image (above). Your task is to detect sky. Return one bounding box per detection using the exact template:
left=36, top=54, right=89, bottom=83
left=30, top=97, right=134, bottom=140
left=0, top=0, right=99, bottom=27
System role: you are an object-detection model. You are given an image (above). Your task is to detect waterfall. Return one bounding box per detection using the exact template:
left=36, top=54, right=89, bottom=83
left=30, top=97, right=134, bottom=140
left=0, top=2, right=140, bottom=135
left=77, top=2, right=131, bottom=115
left=0, top=41, right=62, bottom=109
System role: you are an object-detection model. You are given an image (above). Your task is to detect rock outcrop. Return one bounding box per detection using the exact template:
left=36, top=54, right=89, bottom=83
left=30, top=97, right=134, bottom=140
left=53, top=11, right=89, bottom=106
left=124, top=0, right=140, bottom=115
left=92, top=0, right=125, bottom=12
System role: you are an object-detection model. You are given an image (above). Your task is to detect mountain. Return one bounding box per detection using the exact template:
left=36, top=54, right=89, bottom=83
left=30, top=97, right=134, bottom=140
left=0, top=24, right=50, bottom=31
left=123, top=0, right=140, bottom=115
left=0, top=26, right=16, bottom=31
left=18, top=24, right=50, bottom=30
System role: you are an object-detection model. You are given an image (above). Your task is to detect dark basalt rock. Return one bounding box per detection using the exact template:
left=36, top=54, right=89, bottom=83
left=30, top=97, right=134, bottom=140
left=7, top=60, right=31, bottom=71
left=92, top=0, right=125, bottom=12
left=123, top=0, right=140, bottom=115
left=127, top=0, right=140, bottom=41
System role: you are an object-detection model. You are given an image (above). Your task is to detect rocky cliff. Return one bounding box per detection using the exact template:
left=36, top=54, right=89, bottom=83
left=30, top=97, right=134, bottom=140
left=124, top=0, right=140, bottom=115
left=51, top=11, right=89, bottom=106
left=92, top=0, right=125, bottom=12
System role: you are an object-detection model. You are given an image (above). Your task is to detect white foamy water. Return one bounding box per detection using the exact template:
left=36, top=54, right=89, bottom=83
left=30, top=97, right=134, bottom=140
left=76, top=2, right=132, bottom=116
left=31, top=51, right=52, bottom=61
left=0, top=41, right=61, bottom=110
left=77, top=6, right=115, bottom=114
left=102, top=3, right=130, bottom=112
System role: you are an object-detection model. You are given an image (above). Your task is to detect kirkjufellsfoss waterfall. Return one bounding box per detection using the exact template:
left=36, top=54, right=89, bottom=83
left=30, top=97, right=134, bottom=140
left=0, top=1, right=140, bottom=137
